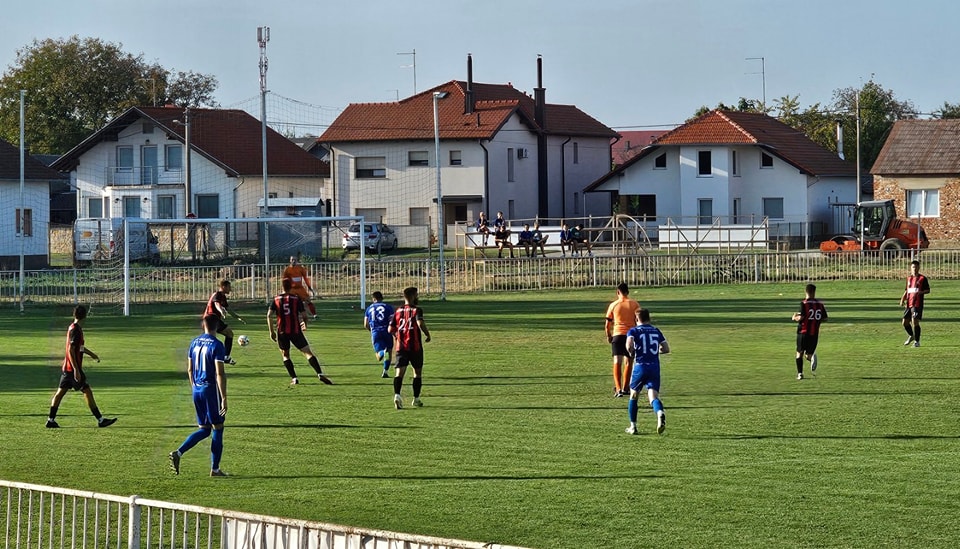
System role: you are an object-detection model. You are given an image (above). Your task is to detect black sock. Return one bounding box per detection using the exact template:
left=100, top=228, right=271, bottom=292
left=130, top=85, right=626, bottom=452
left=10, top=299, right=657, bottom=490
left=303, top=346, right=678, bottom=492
left=904, top=325, right=914, bottom=337
left=393, top=376, right=403, bottom=394
left=225, top=336, right=233, bottom=356
left=91, top=407, right=102, bottom=420
left=915, top=326, right=921, bottom=342
left=283, top=359, right=297, bottom=378
left=796, top=357, right=803, bottom=374
left=49, top=405, right=58, bottom=420
left=308, top=356, right=322, bottom=374
left=412, top=377, right=422, bottom=398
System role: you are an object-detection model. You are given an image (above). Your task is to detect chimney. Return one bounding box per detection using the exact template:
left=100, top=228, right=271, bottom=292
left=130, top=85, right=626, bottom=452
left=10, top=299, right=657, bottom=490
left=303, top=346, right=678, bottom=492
left=835, top=120, right=845, bottom=160
left=465, top=54, right=475, bottom=115
left=534, top=55, right=545, bottom=128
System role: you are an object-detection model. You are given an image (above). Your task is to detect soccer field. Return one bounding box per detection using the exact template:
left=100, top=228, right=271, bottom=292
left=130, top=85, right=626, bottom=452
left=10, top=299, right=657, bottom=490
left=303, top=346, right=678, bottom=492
left=2, top=280, right=960, bottom=548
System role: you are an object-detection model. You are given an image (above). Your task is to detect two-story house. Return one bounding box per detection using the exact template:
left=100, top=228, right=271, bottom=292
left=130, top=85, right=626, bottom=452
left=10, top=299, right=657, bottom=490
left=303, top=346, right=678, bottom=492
left=586, top=110, right=858, bottom=240
left=0, top=138, right=62, bottom=269
left=318, top=56, right=618, bottom=239
left=52, top=106, right=329, bottom=222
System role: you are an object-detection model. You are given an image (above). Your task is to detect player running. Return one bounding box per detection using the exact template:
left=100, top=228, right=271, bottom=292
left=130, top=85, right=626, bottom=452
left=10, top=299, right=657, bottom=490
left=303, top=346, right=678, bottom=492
left=46, top=305, right=117, bottom=429
left=624, top=308, right=669, bottom=435
left=364, top=291, right=395, bottom=378
left=791, top=283, right=828, bottom=380
left=388, top=287, right=431, bottom=409
left=204, top=279, right=245, bottom=365
left=169, top=314, right=228, bottom=476
left=282, top=255, right=317, bottom=318
left=268, top=278, right=333, bottom=385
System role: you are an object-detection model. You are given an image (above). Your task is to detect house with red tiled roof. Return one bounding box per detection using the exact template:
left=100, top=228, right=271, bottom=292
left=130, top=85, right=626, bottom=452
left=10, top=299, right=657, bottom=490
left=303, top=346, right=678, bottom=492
left=318, top=56, right=618, bottom=237
left=586, top=110, right=857, bottom=241
left=871, top=119, right=960, bottom=243
left=612, top=130, right=667, bottom=166
left=0, top=137, right=63, bottom=269
left=53, top=106, right=329, bottom=221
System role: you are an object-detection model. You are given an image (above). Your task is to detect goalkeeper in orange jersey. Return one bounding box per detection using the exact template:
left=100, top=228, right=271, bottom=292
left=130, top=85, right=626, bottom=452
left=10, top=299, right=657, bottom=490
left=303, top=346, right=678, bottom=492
left=282, top=255, right=317, bottom=317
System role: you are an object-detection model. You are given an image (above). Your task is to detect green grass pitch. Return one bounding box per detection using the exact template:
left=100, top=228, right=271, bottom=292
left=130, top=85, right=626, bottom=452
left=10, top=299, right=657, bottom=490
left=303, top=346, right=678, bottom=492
left=2, top=280, right=960, bottom=548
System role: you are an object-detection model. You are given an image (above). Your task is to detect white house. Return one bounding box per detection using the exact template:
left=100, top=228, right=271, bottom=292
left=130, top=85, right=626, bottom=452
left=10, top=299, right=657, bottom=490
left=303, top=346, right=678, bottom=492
left=586, top=110, right=857, bottom=241
left=52, top=106, right=329, bottom=222
left=318, top=56, right=618, bottom=238
left=0, top=138, right=59, bottom=269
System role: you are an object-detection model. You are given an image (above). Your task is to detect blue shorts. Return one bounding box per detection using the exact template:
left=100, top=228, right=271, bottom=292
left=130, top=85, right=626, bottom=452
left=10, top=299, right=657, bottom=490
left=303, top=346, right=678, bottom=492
left=629, top=362, right=661, bottom=393
left=193, top=386, right=224, bottom=426
left=371, top=330, right=394, bottom=354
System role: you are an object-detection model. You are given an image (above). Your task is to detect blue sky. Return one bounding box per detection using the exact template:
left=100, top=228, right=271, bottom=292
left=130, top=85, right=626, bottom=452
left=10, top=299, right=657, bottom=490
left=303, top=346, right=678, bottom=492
left=3, top=0, right=958, bottom=131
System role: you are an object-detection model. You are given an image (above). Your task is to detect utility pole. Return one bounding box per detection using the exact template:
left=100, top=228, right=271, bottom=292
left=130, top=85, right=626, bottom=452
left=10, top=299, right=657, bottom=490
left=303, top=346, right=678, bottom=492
left=259, top=25, right=271, bottom=296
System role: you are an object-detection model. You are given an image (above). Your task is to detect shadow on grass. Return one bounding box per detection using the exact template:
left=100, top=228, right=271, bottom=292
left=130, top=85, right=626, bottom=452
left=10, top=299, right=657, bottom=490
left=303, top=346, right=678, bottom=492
left=238, top=472, right=661, bottom=481
left=702, top=433, right=959, bottom=440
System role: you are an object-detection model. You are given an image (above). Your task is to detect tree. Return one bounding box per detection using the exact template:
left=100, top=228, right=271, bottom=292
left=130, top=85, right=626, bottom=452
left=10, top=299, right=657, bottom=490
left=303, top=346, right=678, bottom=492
left=933, top=101, right=960, bottom=119
left=0, top=36, right=218, bottom=154
left=832, top=80, right=916, bottom=170
left=165, top=71, right=219, bottom=108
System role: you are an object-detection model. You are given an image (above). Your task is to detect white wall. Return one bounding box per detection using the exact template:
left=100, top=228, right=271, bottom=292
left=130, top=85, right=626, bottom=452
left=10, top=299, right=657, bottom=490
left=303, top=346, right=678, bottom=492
left=0, top=181, right=49, bottom=256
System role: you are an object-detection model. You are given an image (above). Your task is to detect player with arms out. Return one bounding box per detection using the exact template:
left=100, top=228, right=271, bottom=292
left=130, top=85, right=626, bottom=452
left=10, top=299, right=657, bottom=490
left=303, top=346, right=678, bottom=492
left=46, top=305, right=117, bottom=429
left=169, top=314, right=228, bottom=476
left=791, top=283, right=827, bottom=380
left=204, top=279, right=246, bottom=365
left=282, top=255, right=317, bottom=318
left=268, top=278, right=333, bottom=385
left=388, top=286, right=431, bottom=409
left=364, top=291, right=395, bottom=378
left=900, top=259, right=931, bottom=347
left=605, top=282, right=641, bottom=397
left=624, top=308, right=669, bottom=435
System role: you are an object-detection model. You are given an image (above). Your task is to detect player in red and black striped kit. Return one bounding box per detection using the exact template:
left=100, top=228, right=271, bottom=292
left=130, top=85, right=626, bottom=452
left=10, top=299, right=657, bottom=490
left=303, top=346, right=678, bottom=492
left=900, top=260, right=931, bottom=347
left=267, top=278, right=332, bottom=385
left=388, top=286, right=431, bottom=409
left=791, top=284, right=827, bottom=380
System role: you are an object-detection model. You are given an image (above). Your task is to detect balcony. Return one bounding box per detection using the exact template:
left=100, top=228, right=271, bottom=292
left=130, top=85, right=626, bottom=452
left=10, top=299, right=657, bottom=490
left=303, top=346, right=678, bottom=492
left=105, top=166, right=183, bottom=186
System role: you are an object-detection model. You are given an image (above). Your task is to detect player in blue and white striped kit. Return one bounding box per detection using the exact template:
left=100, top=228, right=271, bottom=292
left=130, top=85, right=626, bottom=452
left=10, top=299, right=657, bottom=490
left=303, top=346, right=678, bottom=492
left=624, top=308, right=669, bottom=435
left=364, top=291, right=396, bottom=378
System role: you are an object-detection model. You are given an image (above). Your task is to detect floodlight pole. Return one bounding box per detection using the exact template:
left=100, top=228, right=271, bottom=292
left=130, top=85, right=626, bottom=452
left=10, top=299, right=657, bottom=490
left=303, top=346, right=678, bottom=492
left=18, top=90, right=25, bottom=313
left=433, top=91, right=447, bottom=300
left=259, top=25, right=271, bottom=299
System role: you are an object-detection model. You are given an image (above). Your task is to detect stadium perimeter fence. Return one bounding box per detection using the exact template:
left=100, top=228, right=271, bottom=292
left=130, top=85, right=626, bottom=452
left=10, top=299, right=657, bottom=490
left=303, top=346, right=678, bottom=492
left=0, top=480, right=527, bottom=549
left=1, top=249, right=955, bottom=312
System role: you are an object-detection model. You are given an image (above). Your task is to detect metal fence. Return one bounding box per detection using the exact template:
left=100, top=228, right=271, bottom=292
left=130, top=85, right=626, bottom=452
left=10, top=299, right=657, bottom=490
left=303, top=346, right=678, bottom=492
left=2, top=250, right=957, bottom=310
left=0, top=480, right=527, bottom=549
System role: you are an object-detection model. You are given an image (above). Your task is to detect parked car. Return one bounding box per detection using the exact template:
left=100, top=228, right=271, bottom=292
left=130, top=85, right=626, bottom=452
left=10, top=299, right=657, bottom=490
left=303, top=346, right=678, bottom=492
left=74, top=218, right=160, bottom=265
left=342, top=222, right=398, bottom=251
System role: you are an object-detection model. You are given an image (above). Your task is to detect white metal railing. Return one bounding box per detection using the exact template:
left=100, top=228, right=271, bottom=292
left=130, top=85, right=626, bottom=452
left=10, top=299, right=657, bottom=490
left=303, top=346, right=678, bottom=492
left=0, top=480, right=528, bottom=549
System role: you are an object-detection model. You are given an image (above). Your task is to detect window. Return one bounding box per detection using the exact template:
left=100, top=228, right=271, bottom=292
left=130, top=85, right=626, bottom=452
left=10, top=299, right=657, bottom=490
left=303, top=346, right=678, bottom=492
left=141, top=145, right=158, bottom=184
left=88, top=197, right=103, bottom=218
left=697, top=151, right=712, bottom=176
left=15, top=208, right=32, bottom=237
left=760, top=152, right=774, bottom=168
left=165, top=144, right=182, bottom=171
left=449, top=150, right=462, bottom=166
left=906, top=189, right=940, bottom=217
left=124, top=196, right=141, bottom=218
left=196, top=194, right=219, bottom=218
left=117, top=146, right=133, bottom=171
left=763, top=197, right=784, bottom=219
left=158, top=195, right=175, bottom=219
left=356, top=156, right=386, bottom=178
left=142, top=122, right=154, bottom=134
left=508, top=200, right=515, bottom=219
left=507, top=148, right=515, bottom=182
left=698, top=199, right=713, bottom=224
left=654, top=153, right=667, bottom=169
left=409, top=207, right=429, bottom=226
left=573, top=142, right=580, bottom=164
left=573, top=192, right=580, bottom=215
left=731, top=150, right=740, bottom=176
left=408, top=151, right=428, bottom=166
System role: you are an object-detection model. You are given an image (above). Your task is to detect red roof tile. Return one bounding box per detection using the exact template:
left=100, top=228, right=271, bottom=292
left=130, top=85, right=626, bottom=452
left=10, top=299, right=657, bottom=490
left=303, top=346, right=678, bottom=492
left=0, top=138, right=63, bottom=181
left=612, top=130, right=667, bottom=165
left=871, top=119, right=960, bottom=175
left=319, top=80, right=617, bottom=143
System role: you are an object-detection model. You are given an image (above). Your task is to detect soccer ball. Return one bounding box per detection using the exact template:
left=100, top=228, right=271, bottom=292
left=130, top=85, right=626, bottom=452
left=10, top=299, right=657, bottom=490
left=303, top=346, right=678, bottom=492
left=237, top=335, right=249, bottom=347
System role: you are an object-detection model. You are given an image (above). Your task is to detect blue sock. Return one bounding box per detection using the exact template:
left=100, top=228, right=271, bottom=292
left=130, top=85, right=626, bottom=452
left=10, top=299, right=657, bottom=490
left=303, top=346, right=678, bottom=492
left=177, top=427, right=211, bottom=455
left=652, top=399, right=664, bottom=414
left=384, top=358, right=391, bottom=370
left=628, top=399, right=638, bottom=423
left=211, top=428, right=224, bottom=470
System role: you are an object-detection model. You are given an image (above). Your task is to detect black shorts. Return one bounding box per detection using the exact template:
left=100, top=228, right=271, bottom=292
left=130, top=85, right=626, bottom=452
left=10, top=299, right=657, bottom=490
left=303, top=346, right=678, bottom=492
left=796, top=333, right=819, bottom=355
left=58, top=371, right=89, bottom=392
left=611, top=335, right=629, bottom=356
left=215, top=318, right=229, bottom=333
left=903, top=306, right=923, bottom=321
left=278, top=332, right=309, bottom=352
left=395, top=350, right=424, bottom=370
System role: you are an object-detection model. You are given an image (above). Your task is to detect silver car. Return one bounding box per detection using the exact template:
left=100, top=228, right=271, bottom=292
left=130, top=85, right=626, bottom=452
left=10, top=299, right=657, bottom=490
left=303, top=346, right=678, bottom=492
left=342, top=222, right=398, bottom=251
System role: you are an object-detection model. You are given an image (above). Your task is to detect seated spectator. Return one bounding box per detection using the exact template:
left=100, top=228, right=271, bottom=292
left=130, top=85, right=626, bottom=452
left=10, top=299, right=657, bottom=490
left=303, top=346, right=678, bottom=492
left=516, top=224, right=535, bottom=257
left=493, top=211, right=507, bottom=231
left=559, top=223, right=574, bottom=257
left=474, top=212, right=491, bottom=245
left=570, top=224, right=593, bottom=256
left=494, top=224, right=514, bottom=258
left=531, top=222, right=548, bottom=257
